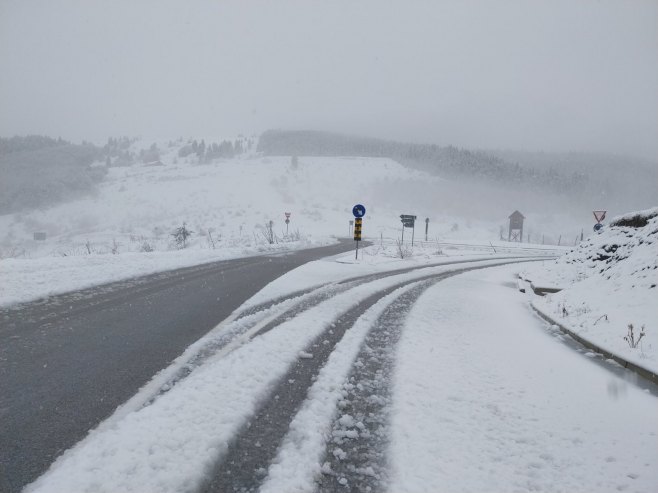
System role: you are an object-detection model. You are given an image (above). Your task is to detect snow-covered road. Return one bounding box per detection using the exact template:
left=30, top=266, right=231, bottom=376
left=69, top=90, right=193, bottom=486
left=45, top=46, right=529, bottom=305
left=24, top=261, right=657, bottom=493
left=389, top=266, right=657, bottom=493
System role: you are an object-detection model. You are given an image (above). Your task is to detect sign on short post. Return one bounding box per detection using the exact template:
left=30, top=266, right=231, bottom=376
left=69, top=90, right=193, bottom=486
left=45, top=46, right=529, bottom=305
left=400, top=214, right=417, bottom=246
left=592, top=210, right=607, bottom=233
left=352, top=204, right=366, bottom=260
left=284, top=212, right=291, bottom=235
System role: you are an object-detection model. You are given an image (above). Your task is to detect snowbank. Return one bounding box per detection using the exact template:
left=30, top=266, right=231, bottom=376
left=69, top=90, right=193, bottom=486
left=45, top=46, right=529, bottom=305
left=522, top=207, right=658, bottom=374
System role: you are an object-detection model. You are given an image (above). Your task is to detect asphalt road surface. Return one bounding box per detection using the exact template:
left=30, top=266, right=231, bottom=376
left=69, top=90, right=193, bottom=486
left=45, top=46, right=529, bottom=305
left=0, top=241, right=355, bottom=492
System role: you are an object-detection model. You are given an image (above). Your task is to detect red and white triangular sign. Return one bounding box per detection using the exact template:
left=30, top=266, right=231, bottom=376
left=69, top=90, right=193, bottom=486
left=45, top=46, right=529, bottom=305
left=593, top=210, right=607, bottom=222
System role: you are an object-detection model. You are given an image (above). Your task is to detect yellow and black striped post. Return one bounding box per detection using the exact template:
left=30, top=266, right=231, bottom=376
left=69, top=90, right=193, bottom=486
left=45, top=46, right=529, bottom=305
left=354, top=217, right=362, bottom=259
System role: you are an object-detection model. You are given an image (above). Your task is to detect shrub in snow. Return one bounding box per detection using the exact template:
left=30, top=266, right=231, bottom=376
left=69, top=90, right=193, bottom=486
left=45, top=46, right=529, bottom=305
left=259, top=221, right=277, bottom=245
left=624, top=324, right=645, bottom=349
left=283, top=229, right=302, bottom=242
left=395, top=238, right=412, bottom=259
left=171, top=223, right=193, bottom=249
left=140, top=241, right=154, bottom=253
left=206, top=229, right=219, bottom=249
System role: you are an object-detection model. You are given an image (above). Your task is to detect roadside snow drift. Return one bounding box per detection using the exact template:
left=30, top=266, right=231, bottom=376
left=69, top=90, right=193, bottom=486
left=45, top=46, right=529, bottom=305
left=524, top=207, right=658, bottom=374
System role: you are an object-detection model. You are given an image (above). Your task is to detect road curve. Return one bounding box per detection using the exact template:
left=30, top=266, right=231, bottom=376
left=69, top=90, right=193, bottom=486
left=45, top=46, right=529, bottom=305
left=0, top=241, right=354, bottom=493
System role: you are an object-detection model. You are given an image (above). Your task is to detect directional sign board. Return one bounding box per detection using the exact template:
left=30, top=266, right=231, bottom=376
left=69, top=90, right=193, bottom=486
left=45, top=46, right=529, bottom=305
left=593, top=210, right=607, bottom=223
left=352, top=204, right=366, bottom=218
left=400, top=214, right=416, bottom=228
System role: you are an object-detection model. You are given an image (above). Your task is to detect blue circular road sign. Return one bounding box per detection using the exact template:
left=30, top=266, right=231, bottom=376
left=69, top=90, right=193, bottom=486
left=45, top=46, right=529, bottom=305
left=352, top=204, right=366, bottom=218
left=593, top=223, right=603, bottom=233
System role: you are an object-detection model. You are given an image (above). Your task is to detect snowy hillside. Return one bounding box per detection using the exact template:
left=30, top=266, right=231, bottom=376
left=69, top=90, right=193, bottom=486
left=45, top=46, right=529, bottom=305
left=0, top=140, right=469, bottom=258
left=523, top=207, right=658, bottom=373
left=0, top=136, right=584, bottom=306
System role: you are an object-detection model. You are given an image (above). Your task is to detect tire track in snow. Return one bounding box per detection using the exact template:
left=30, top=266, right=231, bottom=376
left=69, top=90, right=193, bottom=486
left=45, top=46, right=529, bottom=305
left=143, top=257, right=534, bottom=405
left=18, top=258, right=543, bottom=493
left=201, top=261, right=537, bottom=492
left=200, top=281, right=417, bottom=493
left=233, top=254, right=549, bottom=322
left=317, top=280, right=438, bottom=492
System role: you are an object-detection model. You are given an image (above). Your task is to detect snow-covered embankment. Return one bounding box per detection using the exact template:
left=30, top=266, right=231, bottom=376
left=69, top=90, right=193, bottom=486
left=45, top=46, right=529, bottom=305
left=522, top=207, right=658, bottom=377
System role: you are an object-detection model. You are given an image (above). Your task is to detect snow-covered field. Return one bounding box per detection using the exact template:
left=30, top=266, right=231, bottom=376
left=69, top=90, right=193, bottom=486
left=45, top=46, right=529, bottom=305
left=522, top=207, right=658, bottom=375
left=24, top=256, right=657, bottom=493
left=0, top=143, right=464, bottom=259
left=0, top=140, right=565, bottom=307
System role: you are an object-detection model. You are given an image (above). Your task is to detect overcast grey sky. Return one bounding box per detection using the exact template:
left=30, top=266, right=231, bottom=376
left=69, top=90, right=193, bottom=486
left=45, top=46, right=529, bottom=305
left=1, top=0, right=657, bottom=159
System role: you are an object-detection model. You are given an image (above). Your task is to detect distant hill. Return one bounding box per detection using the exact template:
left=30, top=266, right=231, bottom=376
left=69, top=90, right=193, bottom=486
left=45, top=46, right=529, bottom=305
left=0, top=136, right=104, bottom=214
left=258, top=130, right=658, bottom=211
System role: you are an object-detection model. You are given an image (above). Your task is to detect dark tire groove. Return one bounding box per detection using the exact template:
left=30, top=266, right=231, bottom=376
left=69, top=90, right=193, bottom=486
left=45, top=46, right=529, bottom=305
left=317, top=279, right=440, bottom=492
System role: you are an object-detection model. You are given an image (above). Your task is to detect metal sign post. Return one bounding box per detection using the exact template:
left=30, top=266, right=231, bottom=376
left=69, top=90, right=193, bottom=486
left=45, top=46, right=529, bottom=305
left=400, top=214, right=417, bottom=246
left=284, top=212, right=291, bottom=235
left=425, top=218, right=429, bottom=241
left=352, top=204, right=366, bottom=260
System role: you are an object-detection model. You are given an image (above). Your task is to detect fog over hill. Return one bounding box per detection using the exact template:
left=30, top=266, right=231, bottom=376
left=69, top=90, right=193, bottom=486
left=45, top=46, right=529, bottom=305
left=2, top=129, right=655, bottom=224
left=0, top=136, right=105, bottom=214
left=258, top=130, right=658, bottom=215
left=1, top=130, right=655, bottom=258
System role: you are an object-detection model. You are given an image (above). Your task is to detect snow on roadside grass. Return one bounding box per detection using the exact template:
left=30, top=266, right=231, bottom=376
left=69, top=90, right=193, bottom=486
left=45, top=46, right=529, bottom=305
left=25, top=259, right=517, bottom=493
left=522, top=207, right=658, bottom=374
left=389, top=264, right=658, bottom=493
